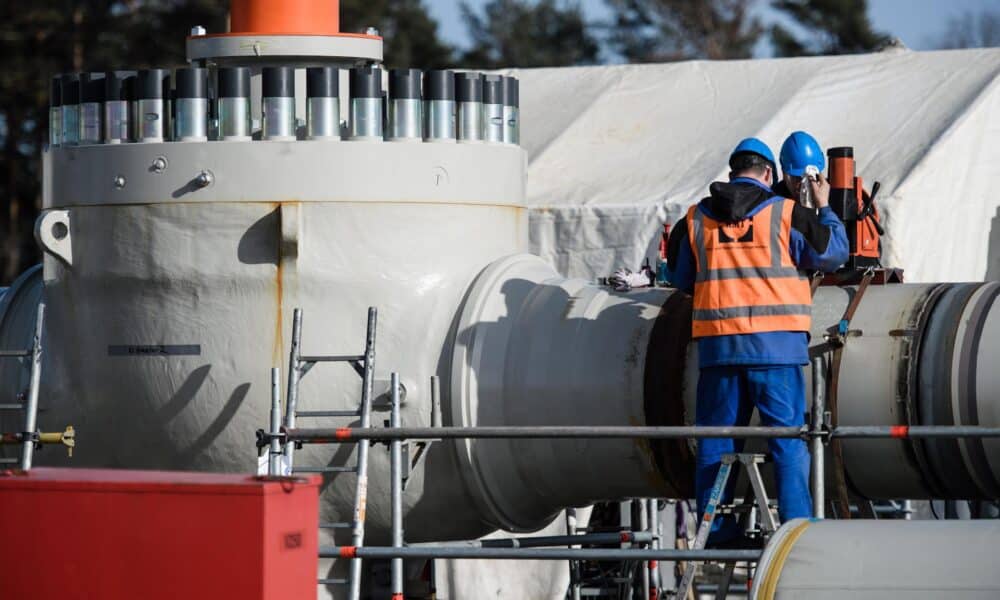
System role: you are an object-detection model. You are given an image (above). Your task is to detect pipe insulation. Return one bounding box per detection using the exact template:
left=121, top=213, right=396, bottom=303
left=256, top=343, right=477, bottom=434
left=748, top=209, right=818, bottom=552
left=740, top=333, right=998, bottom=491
left=751, top=518, right=1000, bottom=599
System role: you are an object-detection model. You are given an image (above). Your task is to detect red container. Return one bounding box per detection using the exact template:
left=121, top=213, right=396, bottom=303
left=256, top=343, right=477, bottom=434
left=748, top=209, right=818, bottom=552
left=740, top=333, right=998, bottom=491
left=0, top=467, right=319, bottom=599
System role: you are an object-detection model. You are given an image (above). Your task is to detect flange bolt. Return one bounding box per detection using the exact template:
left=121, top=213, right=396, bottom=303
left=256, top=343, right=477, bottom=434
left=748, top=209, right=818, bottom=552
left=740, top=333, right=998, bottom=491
left=195, top=170, right=214, bottom=188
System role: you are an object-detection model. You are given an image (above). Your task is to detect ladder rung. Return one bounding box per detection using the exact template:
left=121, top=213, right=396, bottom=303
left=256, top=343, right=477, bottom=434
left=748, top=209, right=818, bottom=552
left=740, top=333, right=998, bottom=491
left=0, top=351, right=30, bottom=358
left=318, top=578, right=349, bottom=585
left=299, top=355, right=364, bottom=364
left=320, top=522, right=354, bottom=529
left=293, top=466, right=356, bottom=474
left=295, top=410, right=359, bottom=418
left=0, top=404, right=24, bottom=410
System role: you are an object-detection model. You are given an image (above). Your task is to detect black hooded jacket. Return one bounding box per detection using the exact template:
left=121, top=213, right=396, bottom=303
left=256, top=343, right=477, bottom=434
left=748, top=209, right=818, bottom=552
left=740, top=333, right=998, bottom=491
left=667, top=179, right=833, bottom=272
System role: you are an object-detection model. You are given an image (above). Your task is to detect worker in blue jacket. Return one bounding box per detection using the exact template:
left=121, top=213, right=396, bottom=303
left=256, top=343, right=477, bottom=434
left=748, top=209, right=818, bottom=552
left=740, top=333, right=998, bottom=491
left=666, top=136, right=849, bottom=545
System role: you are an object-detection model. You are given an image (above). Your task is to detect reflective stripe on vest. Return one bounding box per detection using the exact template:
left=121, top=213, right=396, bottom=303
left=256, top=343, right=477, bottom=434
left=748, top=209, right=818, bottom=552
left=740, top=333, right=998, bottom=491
left=686, top=199, right=811, bottom=338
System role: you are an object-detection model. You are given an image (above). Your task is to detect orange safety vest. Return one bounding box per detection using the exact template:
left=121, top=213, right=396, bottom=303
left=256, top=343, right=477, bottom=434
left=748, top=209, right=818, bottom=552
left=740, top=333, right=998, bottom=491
left=686, top=199, right=811, bottom=338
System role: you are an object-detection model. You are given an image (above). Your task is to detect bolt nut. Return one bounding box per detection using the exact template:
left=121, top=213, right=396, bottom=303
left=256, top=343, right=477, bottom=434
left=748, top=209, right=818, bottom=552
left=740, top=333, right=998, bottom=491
left=191, top=25, right=206, bottom=37
left=113, top=175, right=127, bottom=189
left=151, top=156, right=168, bottom=173
left=365, top=27, right=380, bottom=36
left=195, top=170, right=214, bottom=188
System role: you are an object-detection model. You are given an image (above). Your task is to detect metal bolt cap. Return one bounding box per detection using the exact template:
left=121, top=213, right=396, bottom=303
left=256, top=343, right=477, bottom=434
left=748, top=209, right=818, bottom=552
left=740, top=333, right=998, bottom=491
left=195, top=170, right=214, bottom=188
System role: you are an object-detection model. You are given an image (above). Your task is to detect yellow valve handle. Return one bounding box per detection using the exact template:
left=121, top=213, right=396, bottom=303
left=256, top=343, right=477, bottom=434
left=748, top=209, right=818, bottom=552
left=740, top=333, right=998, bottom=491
left=37, top=426, right=75, bottom=457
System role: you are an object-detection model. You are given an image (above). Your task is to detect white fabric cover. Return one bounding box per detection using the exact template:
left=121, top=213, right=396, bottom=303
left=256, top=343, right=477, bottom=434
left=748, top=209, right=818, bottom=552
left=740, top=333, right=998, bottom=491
left=514, top=47, right=1000, bottom=283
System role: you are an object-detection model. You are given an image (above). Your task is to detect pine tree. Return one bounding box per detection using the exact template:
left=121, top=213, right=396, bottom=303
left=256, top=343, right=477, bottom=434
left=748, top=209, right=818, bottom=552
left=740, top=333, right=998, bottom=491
left=770, top=0, right=890, bottom=57
left=460, top=0, right=600, bottom=69
left=0, top=0, right=229, bottom=283
left=341, top=0, right=454, bottom=68
left=605, top=0, right=763, bottom=62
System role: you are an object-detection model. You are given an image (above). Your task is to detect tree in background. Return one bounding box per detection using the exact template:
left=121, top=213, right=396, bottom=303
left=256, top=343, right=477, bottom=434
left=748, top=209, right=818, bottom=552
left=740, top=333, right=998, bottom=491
left=460, top=0, right=600, bottom=69
left=605, top=0, right=763, bottom=62
left=341, top=0, right=454, bottom=67
left=770, top=0, right=890, bottom=57
left=0, top=1, right=228, bottom=283
left=934, top=10, right=1000, bottom=49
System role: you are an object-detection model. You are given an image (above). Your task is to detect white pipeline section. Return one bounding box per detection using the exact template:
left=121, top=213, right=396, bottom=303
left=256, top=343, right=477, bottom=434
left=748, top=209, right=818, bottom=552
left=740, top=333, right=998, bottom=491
left=752, top=518, right=1000, bottom=599
left=449, top=252, right=1000, bottom=531
left=451, top=254, right=685, bottom=531
left=28, top=140, right=528, bottom=542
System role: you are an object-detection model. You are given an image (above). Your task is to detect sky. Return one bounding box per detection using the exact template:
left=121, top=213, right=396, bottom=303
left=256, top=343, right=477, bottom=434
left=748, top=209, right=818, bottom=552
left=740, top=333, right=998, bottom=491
left=426, top=0, right=998, bottom=58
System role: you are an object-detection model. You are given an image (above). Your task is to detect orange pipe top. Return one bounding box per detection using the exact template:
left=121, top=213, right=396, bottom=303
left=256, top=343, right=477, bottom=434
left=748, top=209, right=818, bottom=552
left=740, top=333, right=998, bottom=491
left=230, top=0, right=339, bottom=35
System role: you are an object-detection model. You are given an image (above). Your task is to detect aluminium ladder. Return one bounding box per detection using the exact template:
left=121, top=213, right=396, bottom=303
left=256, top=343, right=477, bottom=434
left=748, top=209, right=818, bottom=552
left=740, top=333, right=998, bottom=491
left=268, top=307, right=378, bottom=600
left=0, top=304, right=48, bottom=470
left=673, top=453, right=775, bottom=600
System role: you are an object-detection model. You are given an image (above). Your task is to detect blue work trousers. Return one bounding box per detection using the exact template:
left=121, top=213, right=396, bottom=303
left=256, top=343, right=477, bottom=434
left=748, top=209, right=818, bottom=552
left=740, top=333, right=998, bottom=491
left=695, top=365, right=812, bottom=542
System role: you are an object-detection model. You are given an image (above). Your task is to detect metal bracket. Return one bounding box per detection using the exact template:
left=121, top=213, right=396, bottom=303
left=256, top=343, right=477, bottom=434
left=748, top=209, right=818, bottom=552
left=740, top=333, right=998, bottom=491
left=34, top=209, right=73, bottom=266
left=299, top=360, right=316, bottom=378
left=1, top=426, right=75, bottom=458
left=349, top=359, right=364, bottom=378
left=255, top=428, right=287, bottom=450
left=401, top=441, right=412, bottom=489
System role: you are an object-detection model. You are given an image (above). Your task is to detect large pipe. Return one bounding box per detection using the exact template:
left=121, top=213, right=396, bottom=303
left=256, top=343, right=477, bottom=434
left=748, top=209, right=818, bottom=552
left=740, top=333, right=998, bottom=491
left=751, top=518, right=1000, bottom=599
left=447, top=254, right=1000, bottom=531
left=230, top=0, right=340, bottom=35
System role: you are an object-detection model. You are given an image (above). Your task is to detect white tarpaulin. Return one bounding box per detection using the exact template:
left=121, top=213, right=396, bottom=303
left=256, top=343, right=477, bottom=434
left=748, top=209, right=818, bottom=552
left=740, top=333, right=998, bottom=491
left=440, top=47, right=1000, bottom=599
left=513, top=47, right=1000, bottom=283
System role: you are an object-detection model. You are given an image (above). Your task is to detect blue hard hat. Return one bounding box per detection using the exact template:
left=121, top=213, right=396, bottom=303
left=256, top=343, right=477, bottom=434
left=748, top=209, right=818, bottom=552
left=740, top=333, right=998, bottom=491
left=780, top=131, right=825, bottom=177
left=730, top=137, right=776, bottom=167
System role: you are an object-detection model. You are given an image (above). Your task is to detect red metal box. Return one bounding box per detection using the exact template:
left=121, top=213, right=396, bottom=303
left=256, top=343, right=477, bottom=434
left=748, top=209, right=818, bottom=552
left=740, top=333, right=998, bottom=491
left=0, top=467, right=319, bottom=599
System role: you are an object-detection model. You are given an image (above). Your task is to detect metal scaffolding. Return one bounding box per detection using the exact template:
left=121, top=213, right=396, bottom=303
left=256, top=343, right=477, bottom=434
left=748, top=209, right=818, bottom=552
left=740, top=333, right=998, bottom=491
left=259, top=307, right=379, bottom=600
left=255, top=325, right=1000, bottom=599
left=0, top=304, right=74, bottom=469
left=276, top=424, right=1000, bottom=444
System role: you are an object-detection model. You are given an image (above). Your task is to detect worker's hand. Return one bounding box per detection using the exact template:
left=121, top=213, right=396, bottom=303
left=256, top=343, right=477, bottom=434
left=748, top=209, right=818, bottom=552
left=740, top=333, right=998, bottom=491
left=811, top=172, right=831, bottom=209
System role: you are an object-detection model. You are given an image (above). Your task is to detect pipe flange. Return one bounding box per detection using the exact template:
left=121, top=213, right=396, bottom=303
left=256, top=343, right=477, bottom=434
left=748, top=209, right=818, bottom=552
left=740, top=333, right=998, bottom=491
left=449, top=254, right=557, bottom=532
left=186, top=34, right=383, bottom=66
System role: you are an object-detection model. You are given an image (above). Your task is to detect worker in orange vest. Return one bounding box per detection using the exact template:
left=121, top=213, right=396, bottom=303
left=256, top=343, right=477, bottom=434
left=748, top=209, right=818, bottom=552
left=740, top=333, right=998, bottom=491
left=666, top=137, right=848, bottom=545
